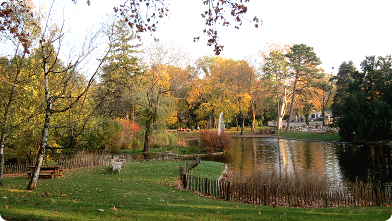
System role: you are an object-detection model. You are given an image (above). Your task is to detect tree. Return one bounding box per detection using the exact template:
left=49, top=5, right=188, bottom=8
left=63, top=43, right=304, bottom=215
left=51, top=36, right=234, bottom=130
left=26, top=8, right=113, bottom=189
left=262, top=50, right=291, bottom=133
left=318, top=73, right=334, bottom=126
left=337, top=56, right=392, bottom=141
left=243, top=55, right=265, bottom=132
left=285, top=44, right=322, bottom=132
left=330, top=61, right=356, bottom=124
left=0, top=0, right=40, bottom=186
left=189, top=57, right=240, bottom=128
left=98, top=20, right=142, bottom=119
left=167, top=65, right=197, bottom=128
left=135, top=41, right=189, bottom=153
left=0, top=0, right=39, bottom=53
left=231, top=60, right=254, bottom=135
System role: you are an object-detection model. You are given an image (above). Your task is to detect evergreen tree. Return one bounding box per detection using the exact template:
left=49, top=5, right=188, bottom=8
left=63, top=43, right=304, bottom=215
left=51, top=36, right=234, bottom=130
left=99, top=20, right=142, bottom=119
left=338, top=56, right=392, bottom=141
left=285, top=44, right=322, bottom=132
left=330, top=61, right=356, bottom=123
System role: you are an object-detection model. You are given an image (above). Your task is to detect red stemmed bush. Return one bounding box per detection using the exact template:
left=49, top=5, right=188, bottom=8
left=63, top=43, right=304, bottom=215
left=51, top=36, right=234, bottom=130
left=200, top=129, right=230, bottom=153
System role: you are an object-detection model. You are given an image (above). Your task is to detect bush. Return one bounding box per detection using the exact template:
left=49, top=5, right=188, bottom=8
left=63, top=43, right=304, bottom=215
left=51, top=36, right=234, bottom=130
left=179, top=146, right=202, bottom=154
left=200, top=129, right=230, bottom=153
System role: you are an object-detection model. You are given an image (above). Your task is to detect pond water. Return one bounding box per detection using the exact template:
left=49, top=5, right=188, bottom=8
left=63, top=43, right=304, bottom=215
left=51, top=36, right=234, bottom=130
left=203, top=138, right=392, bottom=189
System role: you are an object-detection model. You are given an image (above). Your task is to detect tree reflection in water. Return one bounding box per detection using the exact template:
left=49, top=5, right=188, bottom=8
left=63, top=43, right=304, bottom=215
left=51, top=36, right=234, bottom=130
left=216, top=138, right=392, bottom=191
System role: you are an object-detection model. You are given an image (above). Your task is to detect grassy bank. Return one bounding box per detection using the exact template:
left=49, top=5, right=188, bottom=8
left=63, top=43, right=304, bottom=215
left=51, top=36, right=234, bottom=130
left=278, top=129, right=341, bottom=141
left=1, top=160, right=389, bottom=220
left=224, top=126, right=341, bottom=141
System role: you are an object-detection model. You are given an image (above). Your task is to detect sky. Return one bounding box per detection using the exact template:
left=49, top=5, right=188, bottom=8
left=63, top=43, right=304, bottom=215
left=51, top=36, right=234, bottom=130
left=36, top=0, right=392, bottom=75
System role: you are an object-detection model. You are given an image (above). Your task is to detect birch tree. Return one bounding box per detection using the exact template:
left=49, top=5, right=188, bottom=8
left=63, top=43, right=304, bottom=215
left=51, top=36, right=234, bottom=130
left=26, top=6, right=112, bottom=189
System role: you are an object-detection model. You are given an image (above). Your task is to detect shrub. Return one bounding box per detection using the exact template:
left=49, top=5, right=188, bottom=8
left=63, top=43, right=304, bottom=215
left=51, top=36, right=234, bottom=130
left=200, top=129, right=230, bottom=153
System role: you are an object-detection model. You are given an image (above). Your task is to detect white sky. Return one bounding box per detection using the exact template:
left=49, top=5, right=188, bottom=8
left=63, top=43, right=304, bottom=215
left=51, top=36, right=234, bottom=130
left=36, top=0, right=392, bottom=75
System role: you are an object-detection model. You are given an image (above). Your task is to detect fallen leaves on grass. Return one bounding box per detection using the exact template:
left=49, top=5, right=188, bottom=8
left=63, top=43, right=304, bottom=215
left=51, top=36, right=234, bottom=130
left=111, top=206, right=119, bottom=211
left=98, top=209, right=104, bottom=212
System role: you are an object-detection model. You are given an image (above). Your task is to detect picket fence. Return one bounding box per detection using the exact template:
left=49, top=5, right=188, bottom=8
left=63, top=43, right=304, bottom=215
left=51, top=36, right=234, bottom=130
left=180, top=163, right=392, bottom=207
left=4, top=154, right=133, bottom=174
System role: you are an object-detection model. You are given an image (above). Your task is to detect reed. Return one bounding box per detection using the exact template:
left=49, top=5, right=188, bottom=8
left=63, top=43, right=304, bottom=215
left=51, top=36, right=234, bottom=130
left=180, top=162, right=392, bottom=207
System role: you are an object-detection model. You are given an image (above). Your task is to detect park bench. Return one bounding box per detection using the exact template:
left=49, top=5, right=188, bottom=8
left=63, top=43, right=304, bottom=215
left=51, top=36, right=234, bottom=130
left=111, top=158, right=125, bottom=174
left=27, top=166, right=63, bottom=179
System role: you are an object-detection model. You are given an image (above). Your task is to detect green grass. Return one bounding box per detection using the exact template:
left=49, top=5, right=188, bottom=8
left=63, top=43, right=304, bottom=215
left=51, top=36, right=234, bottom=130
left=278, top=130, right=341, bottom=141
left=0, top=160, right=389, bottom=220
left=187, top=160, right=225, bottom=180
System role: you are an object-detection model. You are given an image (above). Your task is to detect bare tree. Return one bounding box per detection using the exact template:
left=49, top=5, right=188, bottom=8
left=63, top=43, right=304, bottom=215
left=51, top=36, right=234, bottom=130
left=26, top=3, right=113, bottom=190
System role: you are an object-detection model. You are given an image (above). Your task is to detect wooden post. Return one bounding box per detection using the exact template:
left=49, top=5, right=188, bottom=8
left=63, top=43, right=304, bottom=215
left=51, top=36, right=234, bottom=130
left=324, top=192, right=328, bottom=208
left=204, top=178, right=208, bottom=194
left=182, top=174, right=187, bottom=189
left=226, top=181, right=230, bottom=201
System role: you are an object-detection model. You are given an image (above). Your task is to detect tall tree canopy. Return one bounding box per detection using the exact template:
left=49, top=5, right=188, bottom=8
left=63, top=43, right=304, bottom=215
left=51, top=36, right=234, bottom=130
left=337, top=56, right=392, bottom=141
left=330, top=61, right=356, bottom=124
left=285, top=44, right=322, bottom=132
left=98, top=20, right=142, bottom=119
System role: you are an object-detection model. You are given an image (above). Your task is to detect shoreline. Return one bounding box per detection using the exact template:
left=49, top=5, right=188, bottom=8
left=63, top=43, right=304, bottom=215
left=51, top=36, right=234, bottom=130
left=228, top=132, right=392, bottom=145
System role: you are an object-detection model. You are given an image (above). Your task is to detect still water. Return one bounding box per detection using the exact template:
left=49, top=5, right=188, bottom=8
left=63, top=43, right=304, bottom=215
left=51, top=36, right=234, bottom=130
left=204, top=138, right=392, bottom=189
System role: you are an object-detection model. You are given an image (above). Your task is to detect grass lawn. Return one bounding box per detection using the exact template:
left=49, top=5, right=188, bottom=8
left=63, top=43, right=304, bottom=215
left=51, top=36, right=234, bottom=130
left=278, top=129, right=341, bottom=141
left=1, top=160, right=389, bottom=220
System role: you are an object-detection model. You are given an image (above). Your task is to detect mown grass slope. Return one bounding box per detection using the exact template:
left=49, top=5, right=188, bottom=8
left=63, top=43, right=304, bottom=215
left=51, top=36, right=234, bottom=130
left=0, top=160, right=390, bottom=220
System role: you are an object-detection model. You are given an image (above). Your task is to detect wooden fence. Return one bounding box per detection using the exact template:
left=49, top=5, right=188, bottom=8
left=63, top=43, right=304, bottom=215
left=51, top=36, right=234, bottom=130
left=4, top=153, right=133, bottom=174
left=179, top=162, right=392, bottom=207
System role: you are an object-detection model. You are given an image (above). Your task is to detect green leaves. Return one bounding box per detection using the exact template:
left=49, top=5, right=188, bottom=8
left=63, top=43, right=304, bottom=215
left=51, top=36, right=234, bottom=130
left=337, top=56, right=392, bottom=141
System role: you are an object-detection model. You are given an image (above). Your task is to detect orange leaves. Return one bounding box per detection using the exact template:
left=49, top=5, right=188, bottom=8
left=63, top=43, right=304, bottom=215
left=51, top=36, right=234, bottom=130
left=111, top=206, right=119, bottom=211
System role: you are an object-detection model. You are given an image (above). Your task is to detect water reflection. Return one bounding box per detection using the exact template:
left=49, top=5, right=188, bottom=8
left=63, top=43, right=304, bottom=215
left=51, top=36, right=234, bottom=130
left=216, top=138, right=392, bottom=189
left=335, top=144, right=392, bottom=185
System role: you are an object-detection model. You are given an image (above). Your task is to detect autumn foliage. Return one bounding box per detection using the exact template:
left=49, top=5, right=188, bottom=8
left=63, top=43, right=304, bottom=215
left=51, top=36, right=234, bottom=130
left=114, top=119, right=141, bottom=149
left=200, top=129, right=230, bottom=153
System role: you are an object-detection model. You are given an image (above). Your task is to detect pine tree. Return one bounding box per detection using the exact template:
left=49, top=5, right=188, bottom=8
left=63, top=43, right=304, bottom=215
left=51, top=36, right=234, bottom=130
left=99, top=20, right=142, bottom=119
left=285, top=44, right=322, bottom=132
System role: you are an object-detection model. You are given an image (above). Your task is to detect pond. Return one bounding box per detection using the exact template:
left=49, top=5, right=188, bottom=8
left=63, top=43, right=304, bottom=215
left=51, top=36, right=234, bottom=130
left=203, top=137, right=392, bottom=190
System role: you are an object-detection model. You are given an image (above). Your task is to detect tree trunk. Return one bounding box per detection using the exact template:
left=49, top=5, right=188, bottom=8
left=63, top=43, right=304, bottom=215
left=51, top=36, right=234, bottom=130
left=143, top=119, right=152, bottom=153
left=0, top=133, right=6, bottom=186
left=251, top=103, right=256, bottom=132
left=27, top=46, right=51, bottom=190
left=277, top=88, right=288, bottom=130
left=240, top=111, right=244, bottom=135
left=286, top=71, right=299, bottom=133
left=0, top=86, right=15, bottom=186
left=27, top=102, right=51, bottom=190
left=276, top=100, right=280, bottom=135
left=0, top=54, right=23, bottom=186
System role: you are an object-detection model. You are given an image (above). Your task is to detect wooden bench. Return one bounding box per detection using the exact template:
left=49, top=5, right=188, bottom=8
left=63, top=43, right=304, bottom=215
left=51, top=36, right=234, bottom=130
left=27, top=166, right=63, bottom=179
